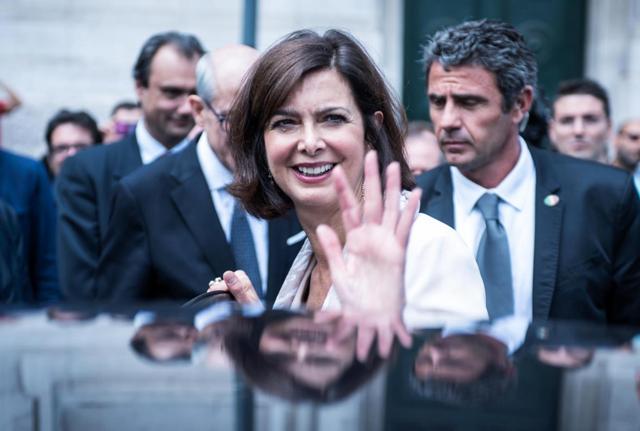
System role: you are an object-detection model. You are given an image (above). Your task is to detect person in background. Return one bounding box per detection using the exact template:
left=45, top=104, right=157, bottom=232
left=548, top=79, right=611, bottom=163
left=56, top=31, right=204, bottom=299
left=417, top=19, right=640, bottom=325
left=612, top=118, right=640, bottom=194
left=0, top=148, right=58, bottom=303
left=405, top=120, right=443, bottom=176
left=0, top=200, right=29, bottom=303
left=102, top=101, right=142, bottom=143
left=42, top=109, right=103, bottom=181
left=0, top=81, right=22, bottom=148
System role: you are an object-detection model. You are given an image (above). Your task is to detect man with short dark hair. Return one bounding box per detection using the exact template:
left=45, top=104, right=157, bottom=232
left=43, top=109, right=102, bottom=180
left=57, top=31, right=205, bottom=300
left=95, top=46, right=302, bottom=303
left=548, top=79, right=611, bottom=163
left=417, top=20, right=640, bottom=325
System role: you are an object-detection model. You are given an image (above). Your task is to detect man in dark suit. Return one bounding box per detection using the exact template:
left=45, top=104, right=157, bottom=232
left=57, top=32, right=205, bottom=300
left=0, top=150, right=58, bottom=303
left=0, top=200, right=30, bottom=303
left=416, top=20, right=640, bottom=325
left=96, top=45, right=302, bottom=303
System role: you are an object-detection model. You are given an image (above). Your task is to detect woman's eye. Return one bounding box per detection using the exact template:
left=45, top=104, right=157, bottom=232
left=325, top=114, right=346, bottom=124
left=270, top=118, right=296, bottom=130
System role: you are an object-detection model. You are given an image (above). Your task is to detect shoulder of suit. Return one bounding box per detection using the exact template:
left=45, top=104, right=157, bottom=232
left=530, top=146, right=631, bottom=185
left=415, top=164, right=449, bottom=189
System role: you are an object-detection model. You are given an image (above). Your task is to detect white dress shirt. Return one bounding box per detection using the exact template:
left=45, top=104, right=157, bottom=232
left=135, top=120, right=190, bottom=165
left=196, top=133, right=269, bottom=295
left=633, top=166, right=640, bottom=196
left=451, top=137, right=536, bottom=321
left=273, top=194, right=489, bottom=328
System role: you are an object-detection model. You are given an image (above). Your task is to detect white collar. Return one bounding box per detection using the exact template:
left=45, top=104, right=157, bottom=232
left=451, top=137, right=535, bottom=215
left=135, top=120, right=191, bottom=164
left=196, top=132, right=234, bottom=192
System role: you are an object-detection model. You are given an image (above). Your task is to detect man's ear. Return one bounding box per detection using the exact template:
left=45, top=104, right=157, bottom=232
left=188, top=95, right=206, bottom=127
left=134, top=80, right=145, bottom=100
left=513, top=86, right=534, bottom=124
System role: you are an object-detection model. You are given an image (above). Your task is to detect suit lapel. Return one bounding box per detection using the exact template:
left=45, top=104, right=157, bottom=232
left=422, top=167, right=455, bottom=228
left=169, top=143, right=236, bottom=277
left=530, top=148, right=563, bottom=320
left=266, top=213, right=303, bottom=306
left=111, top=134, right=143, bottom=182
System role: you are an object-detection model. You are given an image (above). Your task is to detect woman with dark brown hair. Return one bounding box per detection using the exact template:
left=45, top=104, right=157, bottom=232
left=209, top=29, right=487, bottom=353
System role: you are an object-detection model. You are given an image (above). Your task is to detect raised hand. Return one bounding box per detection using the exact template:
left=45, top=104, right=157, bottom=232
left=316, top=150, right=421, bottom=360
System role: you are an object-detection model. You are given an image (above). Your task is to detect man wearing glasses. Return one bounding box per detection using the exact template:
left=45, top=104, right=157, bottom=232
left=57, top=31, right=205, bottom=300
left=43, top=109, right=102, bottom=182
left=613, top=118, right=640, bottom=194
left=96, top=46, right=302, bottom=303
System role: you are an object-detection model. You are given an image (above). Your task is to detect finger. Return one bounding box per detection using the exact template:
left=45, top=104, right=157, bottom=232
left=376, top=324, right=394, bottom=358
left=356, top=326, right=376, bottom=362
left=333, top=317, right=358, bottom=343
left=362, top=150, right=383, bottom=224
left=393, top=319, right=413, bottom=349
left=224, top=270, right=260, bottom=304
left=332, top=165, right=361, bottom=232
left=316, top=224, right=354, bottom=304
left=396, top=188, right=421, bottom=248
left=381, top=162, right=401, bottom=230
left=207, top=278, right=228, bottom=293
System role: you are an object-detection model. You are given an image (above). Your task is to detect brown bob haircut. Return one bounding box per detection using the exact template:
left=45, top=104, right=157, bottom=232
left=228, top=29, right=414, bottom=219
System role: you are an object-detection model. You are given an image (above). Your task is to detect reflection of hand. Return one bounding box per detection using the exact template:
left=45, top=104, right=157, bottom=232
left=316, top=151, right=420, bottom=361
left=207, top=270, right=261, bottom=304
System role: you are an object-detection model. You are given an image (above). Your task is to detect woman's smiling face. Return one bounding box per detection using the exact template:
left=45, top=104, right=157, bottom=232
left=263, top=68, right=367, bottom=214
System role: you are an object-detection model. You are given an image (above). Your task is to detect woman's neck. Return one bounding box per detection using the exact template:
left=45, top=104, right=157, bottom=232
left=296, top=205, right=345, bottom=268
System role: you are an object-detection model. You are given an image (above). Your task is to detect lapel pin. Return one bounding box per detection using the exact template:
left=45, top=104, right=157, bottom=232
left=544, top=194, right=560, bottom=207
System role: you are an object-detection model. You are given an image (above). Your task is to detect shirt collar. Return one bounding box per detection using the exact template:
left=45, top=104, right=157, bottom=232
left=136, top=119, right=191, bottom=164
left=196, top=132, right=233, bottom=192
left=451, top=137, right=535, bottom=214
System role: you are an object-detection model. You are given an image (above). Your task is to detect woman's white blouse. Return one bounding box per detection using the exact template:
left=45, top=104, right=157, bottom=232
left=273, top=212, right=489, bottom=329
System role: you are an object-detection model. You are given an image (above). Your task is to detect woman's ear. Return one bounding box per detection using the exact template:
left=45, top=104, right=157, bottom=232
left=373, top=111, right=384, bottom=128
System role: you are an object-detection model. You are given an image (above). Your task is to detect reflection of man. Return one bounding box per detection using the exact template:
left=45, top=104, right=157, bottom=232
left=414, top=333, right=510, bottom=384
left=548, top=79, right=611, bottom=163
left=42, top=109, right=103, bottom=181
left=97, top=46, right=301, bottom=301
left=612, top=118, right=640, bottom=194
left=405, top=120, right=442, bottom=176
left=102, top=101, right=142, bottom=143
left=57, top=32, right=205, bottom=300
left=417, top=20, right=640, bottom=324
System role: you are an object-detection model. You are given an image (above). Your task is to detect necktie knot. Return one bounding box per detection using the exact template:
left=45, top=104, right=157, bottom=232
left=476, top=193, right=500, bottom=221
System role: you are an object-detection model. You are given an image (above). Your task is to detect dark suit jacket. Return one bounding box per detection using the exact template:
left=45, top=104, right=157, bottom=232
left=56, top=134, right=142, bottom=299
left=95, top=140, right=303, bottom=303
left=417, top=146, right=640, bottom=325
left=0, top=200, right=30, bottom=303
left=0, top=149, right=58, bottom=303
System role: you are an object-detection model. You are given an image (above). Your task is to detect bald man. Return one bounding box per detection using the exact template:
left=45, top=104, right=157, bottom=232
left=96, top=46, right=302, bottom=302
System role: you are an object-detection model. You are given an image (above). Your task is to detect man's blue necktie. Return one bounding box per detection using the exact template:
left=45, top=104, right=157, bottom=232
left=230, top=201, right=263, bottom=298
left=475, top=192, right=514, bottom=319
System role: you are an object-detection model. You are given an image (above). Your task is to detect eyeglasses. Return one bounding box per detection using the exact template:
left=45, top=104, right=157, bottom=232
left=51, top=143, right=91, bottom=155
left=203, top=100, right=228, bottom=130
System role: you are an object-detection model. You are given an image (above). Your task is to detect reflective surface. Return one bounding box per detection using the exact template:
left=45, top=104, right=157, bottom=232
left=1, top=303, right=639, bottom=431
